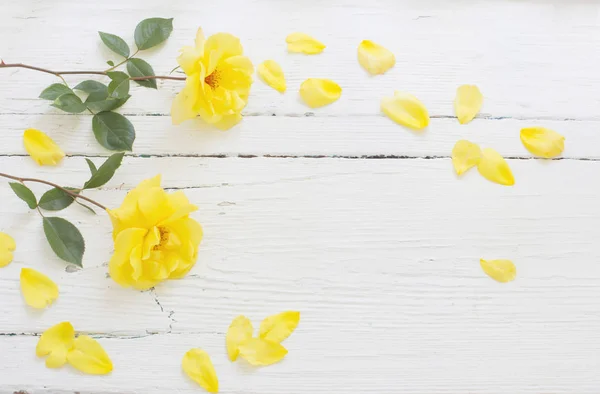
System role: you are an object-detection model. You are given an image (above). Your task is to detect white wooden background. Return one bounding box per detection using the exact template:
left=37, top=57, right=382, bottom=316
left=1, top=1, right=600, bottom=393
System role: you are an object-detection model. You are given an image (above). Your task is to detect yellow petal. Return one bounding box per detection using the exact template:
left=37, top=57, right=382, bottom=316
left=23, top=128, right=65, bottom=166
left=520, top=127, right=565, bottom=158
left=20, top=268, right=59, bottom=309
left=286, top=33, right=325, bottom=54
left=238, top=338, right=288, bottom=366
left=381, top=91, right=429, bottom=130
left=0, top=232, right=16, bottom=268
left=480, top=259, right=516, bottom=283
left=299, top=78, right=341, bottom=108
left=66, top=335, right=113, bottom=375
left=36, top=322, right=74, bottom=368
left=454, top=85, right=483, bottom=124
left=452, top=140, right=482, bottom=176
left=477, top=148, right=515, bottom=186
left=257, top=60, right=286, bottom=93
left=259, top=311, right=300, bottom=344
left=226, top=315, right=254, bottom=361
left=182, top=348, right=219, bottom=393
left=357, top=40, right=395, bottom=75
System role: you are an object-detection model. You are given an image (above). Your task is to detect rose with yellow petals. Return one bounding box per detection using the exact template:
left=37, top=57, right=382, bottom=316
left=357, top=40, right=395, bottom=75
left=286, top=33, right=325, bottom=54
left=20, top=268, right=59, bottom=309
left=520, top=127, right=565, bottom=158
left=452, top=140, right=481, bottom=176
left=454, top=85, right=483, bottom=124
left=36, top=322, right=75, bottom=368
left=299, top=78, right=342, bottom=108
left=257, top=60, right=286, bottom=93
left=477, top=148, right=515, bottom=186
left=107, top=175, right=203, bottom=290
left=171, top=28, right=254, bottom=130
left=480, top=259, right=516, bottom=283
left=0, top=232, right=16, bottom=267
left=182, top=348, right=219, bottom=393
left=23, top=128, right=65, bottom=166
left=381, top=91, right=429, bottom=130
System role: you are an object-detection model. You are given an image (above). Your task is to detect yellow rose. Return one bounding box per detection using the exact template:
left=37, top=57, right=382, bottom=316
left=107, top=175, right=203, bottom=290
left=171, top=28, right=254, bottom=130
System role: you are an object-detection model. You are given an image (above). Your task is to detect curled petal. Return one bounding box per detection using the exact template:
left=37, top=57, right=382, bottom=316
left=258, top=60, right=286, bottom=93
left=286, top=33, right=325, bottom=54
left=381, top=91, right=429, bottom=130
left=36, top=322, right=75, bottom=368
left=20, top=268, right=59, bottom=309
left=23, top=129, right=65, bottom=166
left=357, top=40, right=395, bottom=75
left=67, top=335, right=113, bottom=375
left=480, top=259, right=516, bottom=283
left=238, top=338, right=288, bottom=366
left=454, top=85, right=483, bottom=124
left=477, top=148, right=515, bottom=186
left=259, top=311, right=300, bottom=344
left=182, top=348, right=219, bottom=393
left=226, top=315, right=254, bottom=361
left=452, top=140, right=482, bottom=176
left=299, top=78, right=341, bottom=108
left=520, top=127, right=565, bottom=158
left=0, top=232, right=16, bottom=268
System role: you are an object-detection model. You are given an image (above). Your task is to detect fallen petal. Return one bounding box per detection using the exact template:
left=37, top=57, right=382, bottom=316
left=477, top=148, right=515, bottom=186
left=286, top=33, right=325, bottom=54
left=36, top=322, right=75, bottom=368
left=23, top=128, right=65, bottom=166
left=480, top=259, right=516, bottom=283
left=452, top=140, right=482, bottom=176
left=454, top=85, right=483, bottom=124
left=226, top=315, right=254, bottom=361
left=67, top=335, right=113, bottom=375
left=259, top=311, right=300, bottom=343
left=381, top=91, right=429, bottom=130
left=520, top=127, right=565, bottom=158
left=0, top=232, right=16, bottom=268
left=238, top=338, right=288, bottom=366
left=20, top=268, right=59, bottom=309
left=258, top=60, right=286, bottom=93
left=299, top=78, right=342, bottom=108
left=357, top=40, right=395, bottom=75
left=182, top=348, right=219, bottom=393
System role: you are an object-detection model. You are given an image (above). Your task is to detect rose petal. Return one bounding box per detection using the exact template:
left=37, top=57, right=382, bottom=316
left=238, top=338, right=288, bottom=366
left=452, top=140, right=482, bottom=176
left=182, top=348, right=219, bottom=393
left=20, top=268, right=59, bottom=309
left=286, top=33, right=325, bottom=54
left=259, top=311, right=300, bottom=343
left=226, top=315, right=254, bottom=361
left=23, top=128, right=65, bottom=166
left=477, top=148, right=515, bottom=186
left=454, top=85, right=483, bottom=124
left=520, top=127, right=565, bottom=158
left=357, top=40, right=395, bottom=75
left=0, top=232, right=16, bottom=268
left=299, top=78, right=341, bottom=108
left=36, top=322, right=74, bottom=368
left=257, top=60, right=286, bottom=93
left=67, top=335, right=113, bottom=375
left=381, top=91, right=429, bottom=130
left=480, top=259, right=516, bottom=283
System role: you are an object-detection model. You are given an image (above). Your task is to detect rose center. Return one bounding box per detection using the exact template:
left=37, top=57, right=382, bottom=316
left=204, top=69, right=221, bottom=90
left=153, top=226, right=170, bottom=250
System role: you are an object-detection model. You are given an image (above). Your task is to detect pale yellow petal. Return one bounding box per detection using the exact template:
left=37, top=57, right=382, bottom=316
left=214, top=113, right=243, bottom=131
left=357, top=40, right=395, bottom=75
left=182, top=348, right=219, bottom=393
left=286, top=32, right=325, bottom=54
left=259, top=311, right=300, bottom=344
left=66, top=335, right=113, bottom=375
left=520, top=127, right=565, bottom=158
left=477, top=148, right=515, bottom=186
left=238, top=338, right=288, bottom=366
left=258, top=60, right=286, bottom=93
left=299, top=78, right=341, bottom=108
left=452, top=140, right=482, bottom=176
left=20, top=268, right=59, bottom=309
left=226, top=315, right=254, bottom=361
left=23, top=128, right=65, bottom=166
left=36, top=322, right=74, bottom=368
left=480, top=259, right=516, bottom=283
left=454, top=85, right=483, bottom=124
left=0, top=232, right=16, bottom=268
left=381, top=92, right=429, bottom=130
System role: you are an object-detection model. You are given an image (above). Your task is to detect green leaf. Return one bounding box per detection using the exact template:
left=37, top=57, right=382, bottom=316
left=9, top=183, right=37, bottom=209
left=85, top=159, right=98, bottom=175
left=38, top=187, right=77, bottom=211
left=127, top=58, right=157, bottom=89
left=85, top=93, right=130, bottom=112
left=40, top=84, right=71, bottom=100
left=92, top=112, right=135, bottom=151
left=83, top=152, right=125, bottom=189
left=74, top=80, right=108, bottom=95
left=42, top=217, right=85, bottom=267
left=134, top=18, right=173, bottom=50
left=107, top=71, right=130, bottom=98
left=99, top=31, right=130, bottom=58
left=107, top=60, right=115, bottom=67
left=51, top=93, right=87, bottom=114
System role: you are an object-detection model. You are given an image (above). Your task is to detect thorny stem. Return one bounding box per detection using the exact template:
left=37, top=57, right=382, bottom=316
left=0, top=172, right=107, bottom=211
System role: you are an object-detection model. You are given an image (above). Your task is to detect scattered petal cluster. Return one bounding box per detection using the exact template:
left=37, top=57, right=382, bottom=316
left=452, top=140, right=515, bottom=186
